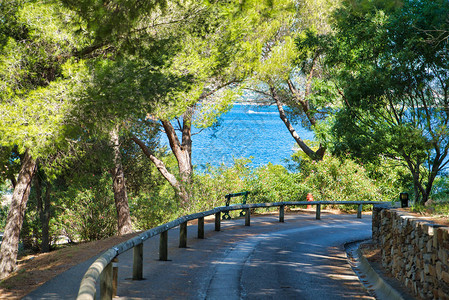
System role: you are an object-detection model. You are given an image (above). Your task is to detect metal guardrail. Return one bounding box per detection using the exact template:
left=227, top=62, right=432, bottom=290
left=76, top=200, right=384, bottom=300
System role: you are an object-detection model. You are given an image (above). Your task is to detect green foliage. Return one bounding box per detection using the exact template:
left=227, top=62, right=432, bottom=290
left=0, top=1, right=86, bottom=163
left=299, top=156, right=384, bottom=202
left=362, top=158, right=413, bottom=202
left=18, top=140, right=118, bottom=244
left=189, top=158, right=253, bottom=213
left=129, top=190, right=178, bottom=230
left=0, top=1, right=28, bottom=49
left=152, top=0, right=296, bottom=120
left=249, top=164, right=305, bottom=203
left=72, top=55, right=192, bottom=132
left=60, top=0, right=168, bottom=47
left=20, top=206, right=53, bottom=252
left=287, top=151, right=409, bottom=207
left=430, top=176, right=449, bottom=203
left=327, top=0, right=449, bottom=203
left=56, top=172, right=117, bottom=241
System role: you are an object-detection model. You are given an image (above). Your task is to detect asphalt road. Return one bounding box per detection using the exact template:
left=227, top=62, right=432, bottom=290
left=117, top=212, right=374, bottom=300
left=25, top=212, right=375, bottom=300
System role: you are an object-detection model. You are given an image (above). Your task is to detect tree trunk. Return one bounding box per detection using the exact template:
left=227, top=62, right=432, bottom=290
left=110, top=127, right=133, bottom=235
left=131, top=135, right=189, bottom=205
left=34, top=169, right=51, bottom=253
left=271, top=87, right=326, bottom=160
left=405, top=157, right=427, bottom=205
left=41, top=183, right=51, bottom=253
left=132, top=107, right=194, bottom=206
left=0, top=150, right=36, bottom=280
left=161, top=111, right=193, bottom=185
left=287, top=79, right=318, bottom=127
left=159, top=108, right=194, bottom=206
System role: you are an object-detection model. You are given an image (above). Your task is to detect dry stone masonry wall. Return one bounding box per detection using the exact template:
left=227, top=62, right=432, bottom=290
left=372, top=205, right=449, bottom=299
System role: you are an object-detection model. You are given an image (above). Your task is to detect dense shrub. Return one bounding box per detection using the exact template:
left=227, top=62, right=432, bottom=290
left=188, top=158, right=253, bottom=213
left=248, top=163, right=305, bottom=203
left=55, top=172, right=117, bottom=241
left=179, top=155, right=397, bottom=216
left=429, top=176, right=449, bottom=203
left=129, top=189, right=178, bottom=230
left=300, top=156, right=380, bottom=202
left=361, top=157, right=413, bottom=203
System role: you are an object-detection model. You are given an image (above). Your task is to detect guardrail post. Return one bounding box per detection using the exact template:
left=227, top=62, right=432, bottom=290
left=133, top=244, right=143, bottom=280
left=245, top=208, right=250, bottom=226
left=100, top=261, right=113, bottom=300
left=159, top=231, right=168, bottom=261
left=112, top=257, right=118, bottom=297
left=316, top=204, right=321, bottom=220
left=179, top=221, right=187, bottom=248
left=279, top=205, right=284, bottom=222
left=198, top=216, right=205, bottom=239
left=357, top=204, right=363, bottom=219
left=215, top=212, right=221, bottom=231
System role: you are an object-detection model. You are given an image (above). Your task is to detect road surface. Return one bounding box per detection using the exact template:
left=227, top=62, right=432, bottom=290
left=24, top=212, right=375, bottom=299
left=115, top=212, right=374, bottom=299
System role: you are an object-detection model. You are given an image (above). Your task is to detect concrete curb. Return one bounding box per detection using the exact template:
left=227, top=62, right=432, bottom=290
left=355, top=247, right=404, bottom=300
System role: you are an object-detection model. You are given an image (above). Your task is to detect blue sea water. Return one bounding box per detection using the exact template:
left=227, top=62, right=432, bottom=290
left=161, top=104, right=314, bottom=169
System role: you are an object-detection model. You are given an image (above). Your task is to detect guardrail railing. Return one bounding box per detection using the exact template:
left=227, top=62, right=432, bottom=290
left=76, top=200, right=384, bottom=300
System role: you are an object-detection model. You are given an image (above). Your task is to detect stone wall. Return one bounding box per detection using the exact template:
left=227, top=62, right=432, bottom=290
left=372, top=205, right=449, bottom=299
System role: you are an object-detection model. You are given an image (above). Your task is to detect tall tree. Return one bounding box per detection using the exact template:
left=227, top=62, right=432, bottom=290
left=63, top=0, right=197, bottom=206
left=0, top=151, right=36, bottom=277
left=328, top=0, right=449, bottom=204
left=245, top=0, right=340, bottom=161
left=61, top=0, right=177, bottom=231
left=0, top=1, right=82, bottom=278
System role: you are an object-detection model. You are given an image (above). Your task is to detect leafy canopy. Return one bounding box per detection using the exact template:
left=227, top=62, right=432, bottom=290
left=328, top=0, right=449, bottom=202
left=0, top=1, right=85, bottom=158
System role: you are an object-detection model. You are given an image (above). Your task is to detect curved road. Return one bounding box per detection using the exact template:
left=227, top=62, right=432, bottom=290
left=113, top=212, right=374, bottom=300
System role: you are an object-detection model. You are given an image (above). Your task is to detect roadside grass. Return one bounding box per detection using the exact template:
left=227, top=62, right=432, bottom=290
left=411, top=200, right=449, bottom=217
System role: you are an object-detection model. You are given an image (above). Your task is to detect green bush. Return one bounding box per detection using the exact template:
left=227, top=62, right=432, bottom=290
left=361, top=157, right=413, bottom=203
left=55, top=172, right=117, bottom=242
left=185, top=155, right=395, bottom=215
left=190, top=159, right=305, bottom=212
left=288, top=154, right=399, bottom=211
left=430, top=176, right=449, bottom=203
left=189, top=158, right=253, bottom=212
left=249, top=163, right=305, bottom=203
left=129, top=188, right=178, bottom=230
left=301, top=156, right=380, bottom=202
